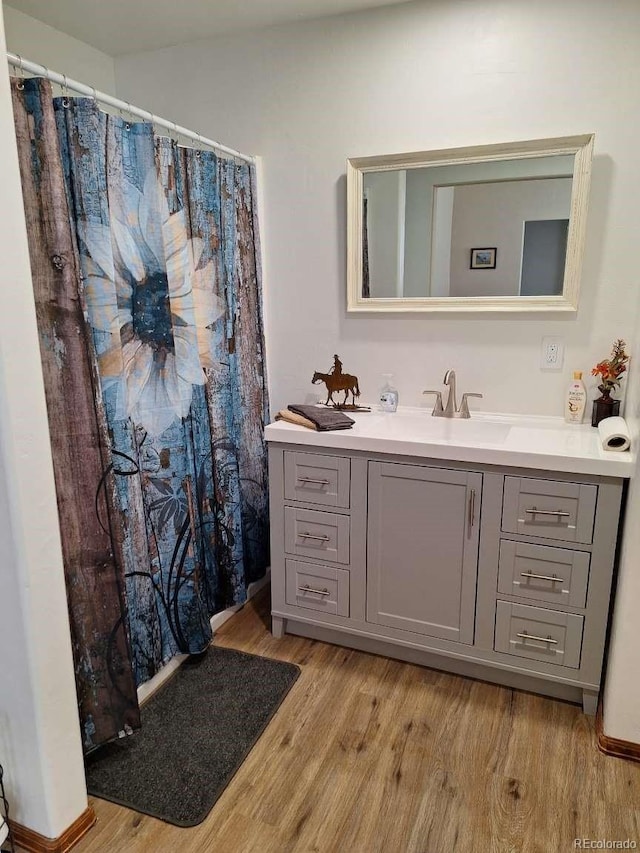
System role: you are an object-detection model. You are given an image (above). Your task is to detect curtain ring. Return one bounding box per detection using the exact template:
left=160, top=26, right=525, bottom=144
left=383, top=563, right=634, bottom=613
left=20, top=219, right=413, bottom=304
left=195, top=132, right=202, bottom=156
left=125, top=102, right=132, bottom=131
left=14, top=54, right=25, bottom=90
left=15, top=54, right=25, bottom=90
left=62, top=74, right=70, bottom=108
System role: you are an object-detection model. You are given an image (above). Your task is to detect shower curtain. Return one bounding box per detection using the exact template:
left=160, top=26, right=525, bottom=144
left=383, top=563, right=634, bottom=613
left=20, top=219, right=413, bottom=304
left=12, top=77, right=270, bottom=751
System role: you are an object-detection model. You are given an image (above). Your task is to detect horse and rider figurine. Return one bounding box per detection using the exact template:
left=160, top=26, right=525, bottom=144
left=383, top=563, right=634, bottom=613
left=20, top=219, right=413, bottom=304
left=312, top=355, right=369, bottom=410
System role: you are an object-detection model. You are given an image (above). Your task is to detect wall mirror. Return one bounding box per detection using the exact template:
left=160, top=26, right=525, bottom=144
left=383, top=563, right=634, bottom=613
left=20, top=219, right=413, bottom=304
left=346, top=135, right=594, bottom=313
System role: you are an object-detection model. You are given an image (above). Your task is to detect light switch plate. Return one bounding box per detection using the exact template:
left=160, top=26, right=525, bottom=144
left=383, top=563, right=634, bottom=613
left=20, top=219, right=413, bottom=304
left=541, top=336, right=565, bottom=370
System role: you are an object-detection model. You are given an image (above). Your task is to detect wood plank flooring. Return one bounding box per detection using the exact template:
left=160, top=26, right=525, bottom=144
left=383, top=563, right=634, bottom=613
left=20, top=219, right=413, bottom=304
left=70, top=589, right=640, bottom=853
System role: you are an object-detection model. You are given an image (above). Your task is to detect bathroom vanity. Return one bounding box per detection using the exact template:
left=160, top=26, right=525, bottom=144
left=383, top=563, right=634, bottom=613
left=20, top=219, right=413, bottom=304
left=265, top=409, right=634, bottom=714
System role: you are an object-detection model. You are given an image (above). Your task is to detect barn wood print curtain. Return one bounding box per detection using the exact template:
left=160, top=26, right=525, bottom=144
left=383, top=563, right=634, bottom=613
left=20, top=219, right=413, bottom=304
left=12, top=78, right=270, bottom=751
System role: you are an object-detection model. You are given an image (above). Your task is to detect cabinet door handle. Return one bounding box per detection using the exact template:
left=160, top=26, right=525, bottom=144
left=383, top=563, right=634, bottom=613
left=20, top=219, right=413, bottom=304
left=467, top=488, right=476, bottom=536
left=298, top=531, right=330, bottom=542
left=524, top=507, right=570, bottom=518
left=297, top=477, right=330, bottom=486
left=298, top=585, right=330, bottom=596
left=520, top=571, right=562, bottom=583
left=516, top=631, right=558, bottom=645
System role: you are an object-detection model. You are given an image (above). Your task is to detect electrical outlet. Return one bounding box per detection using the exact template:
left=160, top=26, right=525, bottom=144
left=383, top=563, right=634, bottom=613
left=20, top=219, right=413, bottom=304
left=541, top=336, right=565, bottom=370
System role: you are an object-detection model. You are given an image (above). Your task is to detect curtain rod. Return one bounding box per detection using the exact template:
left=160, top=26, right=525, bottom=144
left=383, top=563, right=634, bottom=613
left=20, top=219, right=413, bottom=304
left=6, top=52, right=255, bottom=164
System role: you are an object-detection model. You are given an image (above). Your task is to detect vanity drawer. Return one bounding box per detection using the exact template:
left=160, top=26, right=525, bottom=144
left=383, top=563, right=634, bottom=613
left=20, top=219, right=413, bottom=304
left=284, top=451, right=350, bottom=508
left=284, top=506, right=350, bottom=564
left=498, top=540, right=590, bottom=608
left=494, top=601, right=583, bottom=668
left=285, top=559, right=349, bottom=617
left=502, top=477, right=597, bottom=544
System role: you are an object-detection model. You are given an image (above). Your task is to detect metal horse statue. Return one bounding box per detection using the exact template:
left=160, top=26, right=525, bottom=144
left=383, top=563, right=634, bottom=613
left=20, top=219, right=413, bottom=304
left=312, top=355, right=361, bottom=407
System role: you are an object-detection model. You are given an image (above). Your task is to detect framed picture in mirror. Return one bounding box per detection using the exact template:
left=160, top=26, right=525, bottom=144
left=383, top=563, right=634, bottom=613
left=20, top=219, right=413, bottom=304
left=470, top=248, right=497, bottom=270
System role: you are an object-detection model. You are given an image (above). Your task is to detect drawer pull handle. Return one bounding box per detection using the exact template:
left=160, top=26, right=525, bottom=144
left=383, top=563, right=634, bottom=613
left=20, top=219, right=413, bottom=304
left=299, top=585, right=330, bottom=596
left=467, top=488, right=476, bottom=537
left=520, top=571, right=561, bottom=583
left=299, top=532, right=330, bottom=542
left=516, top=631, right=558, bottom=645
left=524, top=507, right=570, bottom=518
left=297, top=477, right=331, bottom=486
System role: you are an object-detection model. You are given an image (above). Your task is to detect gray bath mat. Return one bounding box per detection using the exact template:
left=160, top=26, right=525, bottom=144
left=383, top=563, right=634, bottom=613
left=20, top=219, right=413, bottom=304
left=85, top=646, right=300, bottom=826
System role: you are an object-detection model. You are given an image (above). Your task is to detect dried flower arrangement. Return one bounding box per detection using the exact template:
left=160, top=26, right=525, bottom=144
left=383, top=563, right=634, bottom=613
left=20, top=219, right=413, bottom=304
left=591, top=339, right=629, bottom=397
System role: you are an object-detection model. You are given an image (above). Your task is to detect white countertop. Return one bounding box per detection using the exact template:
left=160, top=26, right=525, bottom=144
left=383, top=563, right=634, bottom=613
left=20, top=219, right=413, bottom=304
left=265, top=407, right=636, bottom=478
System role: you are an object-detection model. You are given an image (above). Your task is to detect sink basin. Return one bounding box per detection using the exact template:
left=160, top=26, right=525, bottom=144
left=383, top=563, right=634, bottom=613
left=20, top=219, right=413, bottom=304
left=419, top=417, right=512, bottom=445
left=365, top=411, right=512, bottom=445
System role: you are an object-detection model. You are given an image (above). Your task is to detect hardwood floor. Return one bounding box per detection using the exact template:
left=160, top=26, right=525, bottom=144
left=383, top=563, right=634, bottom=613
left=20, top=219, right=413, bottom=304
left=70, top=589, right=640, bottom=853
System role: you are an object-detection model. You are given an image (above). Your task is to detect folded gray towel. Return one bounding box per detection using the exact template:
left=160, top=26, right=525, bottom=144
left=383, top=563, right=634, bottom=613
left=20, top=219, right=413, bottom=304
left=288, top=404, right=355, bottom=431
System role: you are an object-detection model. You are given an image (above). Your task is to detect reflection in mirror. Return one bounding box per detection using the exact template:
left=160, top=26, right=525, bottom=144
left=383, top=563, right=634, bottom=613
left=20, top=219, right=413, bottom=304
left=347, top=135, right=594, bottom=313
left=362, top=156, right=574, bottom=299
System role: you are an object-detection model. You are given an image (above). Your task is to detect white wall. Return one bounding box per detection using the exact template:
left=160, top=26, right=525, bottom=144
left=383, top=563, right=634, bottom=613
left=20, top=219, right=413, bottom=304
left=430, top=185, right=453, bottom=297
left=115, top=0, right=640, bottom=417
left=603, top=323, right=640, bottom=743
left=449, top=178, right=572, bottom=297
left=366, top=171, right=402, bottom=297
left=404, top=169, right=432, bottom=298
left=3, top=5, right=116, bottom=94
left=0, top=3, right=88, bottom=839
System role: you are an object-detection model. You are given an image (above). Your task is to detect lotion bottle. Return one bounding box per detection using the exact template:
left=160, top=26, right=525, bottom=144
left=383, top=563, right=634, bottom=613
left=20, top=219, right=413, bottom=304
left=565, top=371, right=587, bottom=423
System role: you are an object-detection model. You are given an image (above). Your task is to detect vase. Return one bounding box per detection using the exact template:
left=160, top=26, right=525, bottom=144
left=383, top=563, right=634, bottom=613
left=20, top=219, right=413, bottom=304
left=591, top=389, right=620, bottom=427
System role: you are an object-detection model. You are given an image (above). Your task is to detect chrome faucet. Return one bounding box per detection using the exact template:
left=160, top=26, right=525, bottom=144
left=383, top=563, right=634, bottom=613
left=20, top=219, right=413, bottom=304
left=443, top=368, right=458, bottom=417
left=423, top=370, right=483, bottom=419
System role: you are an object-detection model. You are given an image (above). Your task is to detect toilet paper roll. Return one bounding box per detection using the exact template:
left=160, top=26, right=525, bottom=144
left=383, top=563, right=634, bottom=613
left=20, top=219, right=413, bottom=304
left=598, top=416, right=631, bottom=452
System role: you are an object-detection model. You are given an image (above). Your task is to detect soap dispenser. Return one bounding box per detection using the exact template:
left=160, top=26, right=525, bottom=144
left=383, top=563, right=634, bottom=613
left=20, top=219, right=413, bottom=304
left=379, top=374, right=399, bottom=413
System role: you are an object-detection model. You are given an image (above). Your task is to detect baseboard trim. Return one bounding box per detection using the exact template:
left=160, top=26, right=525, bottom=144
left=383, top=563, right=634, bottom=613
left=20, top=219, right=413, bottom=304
left=595, top=703, right=640, bottom=763
left=9, top=806, right=96, bottom=853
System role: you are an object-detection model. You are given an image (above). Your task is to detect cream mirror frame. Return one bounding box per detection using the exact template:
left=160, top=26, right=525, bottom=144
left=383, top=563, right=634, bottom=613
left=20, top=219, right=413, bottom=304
left=346, top=134, right=594, bottom=313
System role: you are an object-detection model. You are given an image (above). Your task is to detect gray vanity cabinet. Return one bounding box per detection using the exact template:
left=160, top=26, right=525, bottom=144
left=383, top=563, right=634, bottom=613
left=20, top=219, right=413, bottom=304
left=268, top=442, right=625, bottom=715
left=366, top=462, right=481, bottom=644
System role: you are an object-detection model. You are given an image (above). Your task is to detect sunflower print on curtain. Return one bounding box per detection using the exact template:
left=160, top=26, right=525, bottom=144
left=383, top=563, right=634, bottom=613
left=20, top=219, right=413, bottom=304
left=12, top=77, right=270, bottom=751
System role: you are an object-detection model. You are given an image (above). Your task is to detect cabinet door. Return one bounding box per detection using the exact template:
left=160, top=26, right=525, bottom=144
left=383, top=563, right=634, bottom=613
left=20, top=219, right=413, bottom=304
left=366, top=462, right=482, bottom=644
